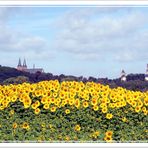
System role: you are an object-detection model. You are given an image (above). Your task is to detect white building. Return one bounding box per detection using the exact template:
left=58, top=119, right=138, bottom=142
left=121, top=70, right=126, bottom=82
left=145, top=64, right=148, bottom=81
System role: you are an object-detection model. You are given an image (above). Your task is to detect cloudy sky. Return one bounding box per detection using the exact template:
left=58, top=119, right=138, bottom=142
left=0, top=7, right=148, bottom=79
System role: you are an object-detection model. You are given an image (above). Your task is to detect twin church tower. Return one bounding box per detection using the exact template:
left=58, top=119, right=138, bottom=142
left=17, top=58, right=44, bottom=74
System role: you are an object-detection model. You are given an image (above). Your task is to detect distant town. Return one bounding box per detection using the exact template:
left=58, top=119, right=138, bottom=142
left=0, top=58, right=148, bottom=92
left=16, top=58, right=148, bottom=82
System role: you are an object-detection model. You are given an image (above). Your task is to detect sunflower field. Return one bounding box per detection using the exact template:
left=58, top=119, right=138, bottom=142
left=0, top=80, right=147, bottom=142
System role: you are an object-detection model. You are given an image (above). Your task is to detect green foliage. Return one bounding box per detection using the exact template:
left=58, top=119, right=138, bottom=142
left=0, top=101, right=147, bottom=143
left=3, top=76, right=29, bottom=85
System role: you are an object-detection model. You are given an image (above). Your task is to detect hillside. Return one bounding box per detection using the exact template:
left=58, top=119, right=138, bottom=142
left=0, top=65, right=148, bottom=91
left=0, top=65, right=29, bottom=82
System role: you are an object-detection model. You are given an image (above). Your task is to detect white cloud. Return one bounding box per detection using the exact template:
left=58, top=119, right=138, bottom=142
left=52, top=8, right=148, bottom=61
left=0, top=8, right=17, bottom=24
left=0, top=7, right=148, bottom=65
left=0, top=26, right=49, bottom=55
left=13, top=36, right=47, bottom=52
left=0, top=7, right=53, bottom=60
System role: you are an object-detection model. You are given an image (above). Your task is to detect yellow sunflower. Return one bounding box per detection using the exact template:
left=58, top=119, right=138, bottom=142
left=106, top=113, right=113, bottom=119
left=13, top=122, right=18, bottom=129
left=65, top=109, right=70, bottom=114
left=34, top=108, right=41, bottom=115
left=74, top=124, right=81, bottom=131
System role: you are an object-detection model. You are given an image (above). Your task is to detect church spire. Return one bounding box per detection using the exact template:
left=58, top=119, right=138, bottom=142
left=17, top=58, right=22, bottom=71
left=18, top=58, right=22, bottom=67
left=23, top=58, right=27, bottom=67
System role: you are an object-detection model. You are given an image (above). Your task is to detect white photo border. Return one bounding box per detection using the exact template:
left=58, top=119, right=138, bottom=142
left=0, top=1, right=147, bottom=148
left=0, top=1, right=148, bottom=6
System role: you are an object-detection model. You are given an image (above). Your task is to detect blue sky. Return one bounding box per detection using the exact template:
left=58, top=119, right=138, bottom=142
left=0, top=7, right=148, bottom=79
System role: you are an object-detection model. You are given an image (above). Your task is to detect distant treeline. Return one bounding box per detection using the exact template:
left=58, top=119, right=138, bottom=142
left=0, top=65, right=148, bottom=92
